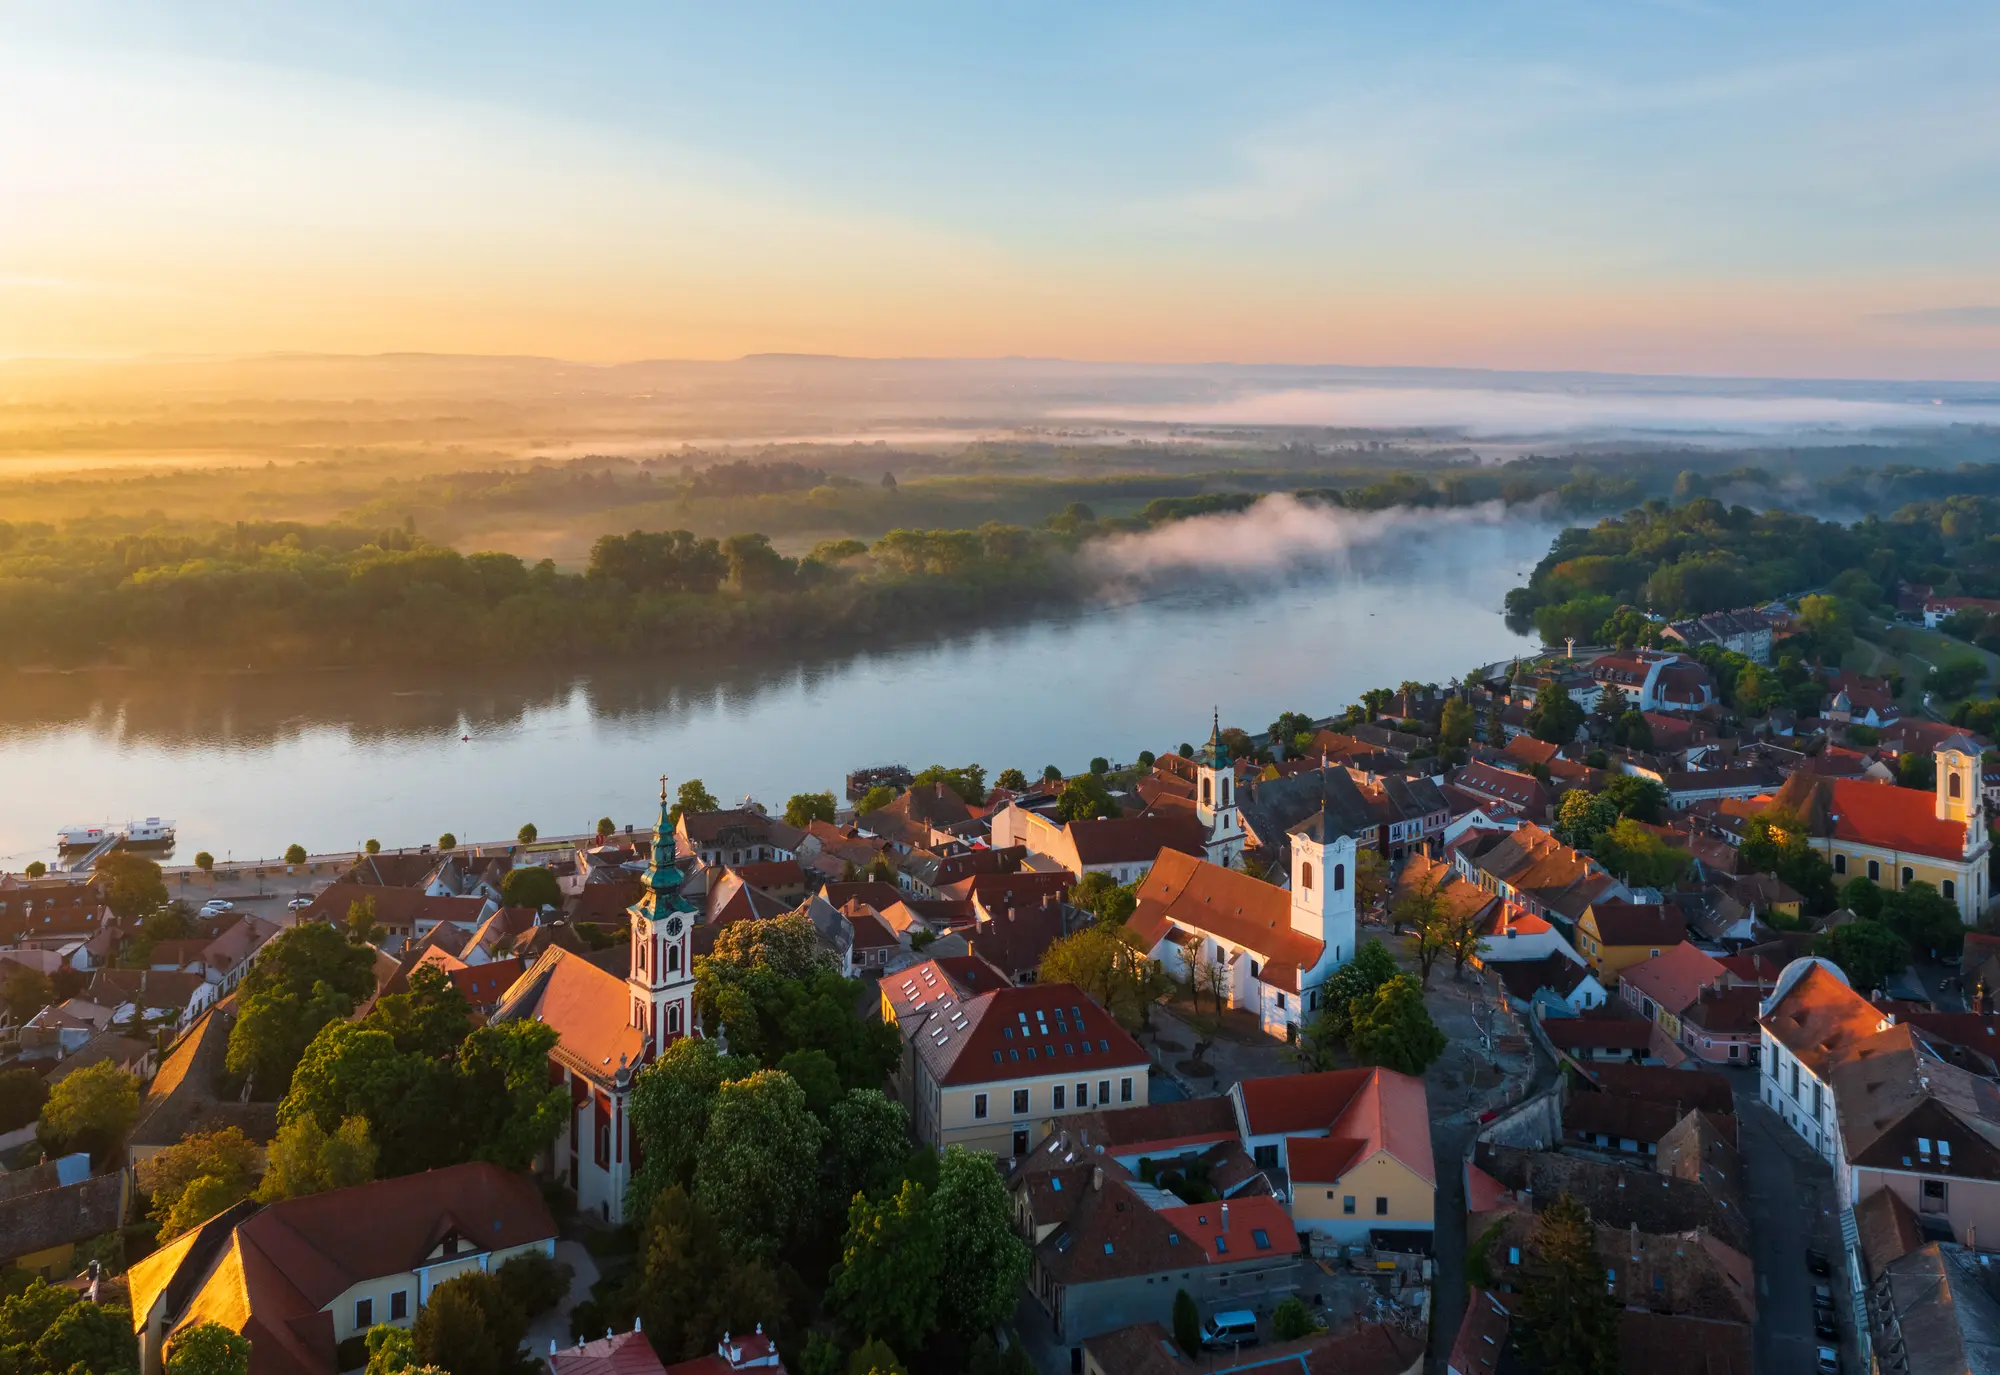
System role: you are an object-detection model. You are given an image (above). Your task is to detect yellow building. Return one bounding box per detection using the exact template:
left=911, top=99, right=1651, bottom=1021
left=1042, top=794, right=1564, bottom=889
left=1770, top=740, right=1991, bottom=924
left=1230, top=1067, right=1436, bottom=1246
left=882, top=955, right=1152, bottom=1159
left=1575, top=900, right=1688, bottom=985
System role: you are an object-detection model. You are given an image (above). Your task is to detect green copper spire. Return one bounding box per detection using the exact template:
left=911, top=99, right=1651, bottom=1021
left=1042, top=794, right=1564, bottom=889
left=644, top=774, right=688, bottom=901
left=1205, top=708, right=1227, bottom=766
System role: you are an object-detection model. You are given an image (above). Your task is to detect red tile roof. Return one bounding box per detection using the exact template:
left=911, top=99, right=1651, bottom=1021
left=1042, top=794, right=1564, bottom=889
left=447, top=956, right=526, bottom=1007
left=883, top=960, right=1146, bottom=1088
left=1237, top=1067, right=1434, bottom=1184
left=1770, top=772, right=1970, bottom=861
left=1620, top=944, right=1727, bottom=1015
left=1760, top=961, right=1888, bottom=1076
left=1583, top=901, right=1687, bottom=948
left=1126, top=850, right=1323, bottom=971
left=551, top=1330, right=666, bottom=1375
left=1154, top=1194, right=1298, bottom=1262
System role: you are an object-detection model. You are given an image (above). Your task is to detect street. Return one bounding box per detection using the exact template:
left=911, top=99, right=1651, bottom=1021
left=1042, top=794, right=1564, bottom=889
left=1730, top=1067, right=1835, bottom=1375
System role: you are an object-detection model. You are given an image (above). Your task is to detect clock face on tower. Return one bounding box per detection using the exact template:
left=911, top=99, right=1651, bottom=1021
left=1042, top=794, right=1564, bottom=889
left=664, top=915, right=684, bottom=939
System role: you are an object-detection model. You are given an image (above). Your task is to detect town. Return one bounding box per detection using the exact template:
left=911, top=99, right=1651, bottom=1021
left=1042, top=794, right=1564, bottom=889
left=5, top=602, right=1999, bottom=1375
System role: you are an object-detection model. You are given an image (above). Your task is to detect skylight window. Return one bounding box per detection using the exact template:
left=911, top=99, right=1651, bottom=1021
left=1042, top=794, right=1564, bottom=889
left=1215, top=1237, right=1228, bottom=1253
left=1252, top=1229, right=1270, bottom=1250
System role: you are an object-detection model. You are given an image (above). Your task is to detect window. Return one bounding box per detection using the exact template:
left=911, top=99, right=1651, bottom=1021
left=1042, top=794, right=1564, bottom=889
left=1834, top=853, right=1847, bottom=875
left=1952, top=772, right=1963, bottom=799
left=1120, top=1077, right=1134, bottom=1103
left=1903, top=866, right=1915, bottom=885
left=1099, top=1080, right=1112, bottom=1104
left=1253, top=1228, right=1270, bottom=1250
left=1376, top=1196, right=1389, bottom=1216
left=1508, top=1247, right=1520, bottom=1265
left=355, top=1298, right=373, bottom=1330
left=1333, top=863, right=1345, bottom=891
left=1077, top=1081, right=1089, bottom=1105
left=390, top=1290, right=408, bottom=1321
left=1254, top=1144, right=1279, bottom=1168
left=1250, top=958, right=1261, bottom=979
left=1215, top=1236, right=1229, bottom=1253
left=1301, top=861, right=1314, bottom=891
left=1013, top=1089, right=1029, bottom=1115
left=974, top=1093, right=989, bottom=1119
left=1342, top=1196, right=1356, bottom=1215
left=1277, top=992, right=1287, bottom=1010
left=667, top=945, right=679, bottom=973
left=1202, top=777, right=1212, bottom=805
left=1053, top=1085, right=1066, bottom=1110
left=1944, top=879, right=1957, bottom=901
left=1864, top=858, right=1878, bottom=881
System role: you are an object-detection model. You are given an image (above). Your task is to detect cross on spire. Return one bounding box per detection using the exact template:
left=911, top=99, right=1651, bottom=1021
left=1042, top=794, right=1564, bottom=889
left=659, top=774, right=670, bottom=802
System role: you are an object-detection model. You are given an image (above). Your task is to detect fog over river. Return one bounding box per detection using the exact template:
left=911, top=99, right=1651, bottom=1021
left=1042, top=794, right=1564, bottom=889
left=0, top=510, right=1553, bottom=868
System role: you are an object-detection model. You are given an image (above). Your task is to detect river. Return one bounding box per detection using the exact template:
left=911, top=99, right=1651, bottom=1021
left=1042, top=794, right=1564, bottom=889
left=0, top=516, right=1553, bottom=868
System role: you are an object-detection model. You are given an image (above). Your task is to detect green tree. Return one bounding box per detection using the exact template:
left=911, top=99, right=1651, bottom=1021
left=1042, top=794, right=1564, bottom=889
left=847, top=1339, right=907, bottom=1375
left=6, top=1277, right=137, bottom=1374
left=39, top=1061, right=140, bottom=1165
left=437, top=833, right=457, bottom=851
left=993, top=768, right=1028, bottom=792
left=776, top=1047, right=843, bottom=1120
left=1172, top=1289, right=1200, bottom=1357
left=1517, top=1193, right=1620, bottom=1375
left=498, top=865, right=561, bottom=910
left=1089, top=755, right=1111, bottom=775
left=1067, top=871, right=1138, bottom=925
left=1739, top=809, right=1838, bottom=914
left=826, top=1089, right=914, bottom=1215
left=226, top=920, right=378, bottom=1094
left=1346, top=975, right=1446, bottom=1076
left=1898, top=751, right=1937, bottom=791
left=1272, top=1295, right=1319, bottom=1341
left=193, top=851, right=216, bottom=876
left=1439, top=698, right=1474, bottom=749
left=1797, top=593, right=1856, bottom=659
left=280, top=1022, right=445, bottom=1175
left=1552, top=790, right=1618, bottom=850
left=0, top=1066, right=51, bottom=1134
left=932, top=1147, right=1030, bottom=1340
left=912, top=764, right=989, bottom=805
left=1, top=964, right=54, bottom=1025
left=1054, top=773, right=1116, bottom=823
left=1526, top=691, right=1585, bottom=745
left=368, top=963, right=473, bottom=1058
left=1840, top=875, right=1885, bottom=920
left=1300, top=939, right=1399, bottom=1059
left=1043, top=764, right=1065, bottom=782
left=833, top=1180, right=942, bottom=1353
left=257, top=1113, right=378, bottom=1200
left=1600, top=774, right=1669, bottom=823
left=453, top=1020, right=569, bottom=1170
left=139, top=1125, right=262, bottom=1237
left=635, top=1187, right=788, bottom=1364
left=1816, top=920, right=1910, bottom=993
left=1396, top=870, right=1453, bottom=988
left=694, top=1069, right=826, bottom=1261
left=365, top=1323, right=445, bottom=1375
left=166, top=1320, right=252, bottom=1375
left=411, top=1272, right=524, bottom=1375
left=628, top=1037, right=755, bottom=1219
left=95, top=850, right=169, bottom=920
left=516, top=823, right=537, bottom=845
left=365, top=839, right=381, bottom=855
left=669, top=778, right=720, bottom=826
left=1883, top=879, right=1965, bottom=958
left=785, top=791, right=839, bottom=828
left=1036, top=924, right=1162, bottom=1027
left=1611, top=709, right=1654, bottom=750
left=1592, top=819, right=1692, bottom=888
left=494, top=1250, right=574, bottom=1323
left=284, top=843, right=309, bottom=866
left=24, top=860, right=47, bottom=879
left=856, top=785, right=898, bottom=815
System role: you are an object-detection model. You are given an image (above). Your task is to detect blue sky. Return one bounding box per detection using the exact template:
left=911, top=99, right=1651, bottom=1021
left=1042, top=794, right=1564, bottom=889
left=4, top=2, right=1998, bottom=374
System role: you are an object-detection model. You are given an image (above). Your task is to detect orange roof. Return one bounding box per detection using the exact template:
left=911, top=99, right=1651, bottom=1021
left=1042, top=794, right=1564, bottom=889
left=1771, top=773, right=1969, bottom=862
left=1761, top=962, right=1888, bottom=1076
left=447, top=956, right=526, bottom=1006
left=1621, top=943, right=1727, bottom=1016
left=1237, top=1067, right=1434, bottom=1185
left=515, top=949, right=644, bottom=1083
left=1127, top=849, right=1324, bottom=970
left=1154, top=1194, right=1298, bottom=1262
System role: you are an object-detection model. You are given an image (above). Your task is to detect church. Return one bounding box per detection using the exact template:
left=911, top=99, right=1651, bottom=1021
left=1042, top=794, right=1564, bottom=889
left=491, top=778, right=701, bottom=1224
left=1126, top=799, right=1360, bottom=1043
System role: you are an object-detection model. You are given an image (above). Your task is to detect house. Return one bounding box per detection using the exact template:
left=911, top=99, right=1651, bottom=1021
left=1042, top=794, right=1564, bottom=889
left=145, top=910, right=281, bottom=993
left=127, top=1161, right=558, bottom=1375
left=1476, top=1212, right=1755, bottom=1324
left=0, top=874, right=112, bottom=955
left=43, top=1029, right=157, bottom=1085
left=1445, top=762, right=1553, bottom=820
left=959, top=895, right=1073, bottom=984
left=1492, top=954, right=1609, bottom=1015
left=1854, top=1239, right=2000, bottom=1375
left=87, top=967, right=215, bottom=1032
left=1821, top=671, right=1901, bottom=729
left=674, top=809, right=801, bottom=869
left=490, top=783, right=702, bottom=1224
left=989, top=806, right=1207, bottom=886
left=1662, top=608, right=1775, bottom=664
left=1654, top=767, right=1783, bottom=812
left=1923, top=595, right=2000, bottom=629
left=1127, top=820, right=1357, bottom=1042
left=660, top=1326, right=787, bottom=1374
left=1619, top=943, right=1726, bottom=1038
left=297, top=883, right=495, bottom=955
left=1455, top=823, right=1629, bottom=939
left=1446, top=1290, right=1513, bottom=1375
left=1229, top=1067, right=1435, bottom=1247
left=1589, top=651, right=1719, bottom=714
left=881, top=956, right=1150, bottom=1158
left=1575, top=901, right=1688, bottom=984
left=1012, top=1146, right=1302, bottom=1347
left=1767, top=740, right=1991, bottom=922
left=1542, top=1014, right=1660, bottom=1065
left=1759, top=958, right=1890, bottom=1164
left=855, top=783, right=979, bottom=853
left=548, top=1329, right=667, bottom=1375
left=0, top=1153, right=128, bottom=1279
left=129, top=1002, right=280, bottom=1165
left=1233, top=763, right=1384, bottom=869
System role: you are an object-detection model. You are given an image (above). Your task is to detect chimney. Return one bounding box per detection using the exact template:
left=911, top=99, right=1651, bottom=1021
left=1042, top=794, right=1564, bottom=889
left=1630, top=1222, right=1639, bottom=1260
left=1093, top=1166, right=1104, bottom=1191
left=1221, top=1202, right=1231, bottom=1231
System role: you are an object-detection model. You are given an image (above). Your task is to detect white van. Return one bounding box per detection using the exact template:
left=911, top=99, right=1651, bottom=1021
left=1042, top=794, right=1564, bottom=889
left=1200, top=1310, right=1259, bottom=1351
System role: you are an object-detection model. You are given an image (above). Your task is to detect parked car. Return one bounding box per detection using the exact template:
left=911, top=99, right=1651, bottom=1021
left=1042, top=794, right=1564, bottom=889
left=200, top=899, right=232, bottom=915
left=287, top=897, right=313, bottom=911
left=1200, top=1311, right=1260, bottom=1352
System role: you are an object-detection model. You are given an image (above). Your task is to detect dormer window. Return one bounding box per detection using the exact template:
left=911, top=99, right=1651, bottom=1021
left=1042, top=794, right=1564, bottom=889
left=1919, top=1136, right=1932, bottom=1159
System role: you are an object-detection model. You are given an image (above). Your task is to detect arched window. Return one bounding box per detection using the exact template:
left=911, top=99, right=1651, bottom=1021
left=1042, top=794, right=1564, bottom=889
left=668, top=945, right=680, bottom=973
left=1944, top=879, right=1957, bottom=901
left=1867, top=859, right=1880, bottom=881
left=1301, top=861, right=1314, bottom=891
left=1902, top=866, right=1915, bottom=886
left=667, top=1003, right=682, bottom=1034
left=1833, top=854, right=1846, bottom=875
left=1201, top=777, right=1212, bottom=806
left=1951, top=772, right=1963, bottom=799
left=1222, top=776, right=1231, bottom=806
left=1333, top=863, right=1346, bottom=892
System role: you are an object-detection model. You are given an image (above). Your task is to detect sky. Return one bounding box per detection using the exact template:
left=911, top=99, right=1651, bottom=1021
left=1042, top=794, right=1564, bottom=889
left=4, top=2, right=2000, bottom=377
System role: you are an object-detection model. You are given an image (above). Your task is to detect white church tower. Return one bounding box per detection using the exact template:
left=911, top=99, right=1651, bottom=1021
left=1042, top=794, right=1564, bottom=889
left=1289, top=811, right=1358, bottom=976
left=628, top=776, right=700, bottom=1057
left=1195, top=710, right=1246, bottom=867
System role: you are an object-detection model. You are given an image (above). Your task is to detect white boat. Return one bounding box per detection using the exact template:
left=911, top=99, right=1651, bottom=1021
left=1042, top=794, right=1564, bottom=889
left=56, top=825, right=110, bottom=850
left=123, top=817, right=178, bottom=847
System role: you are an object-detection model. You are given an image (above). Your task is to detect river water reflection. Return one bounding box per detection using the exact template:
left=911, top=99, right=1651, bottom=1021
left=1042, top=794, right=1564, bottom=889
left=0, top=520, right=1551, bottom=867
